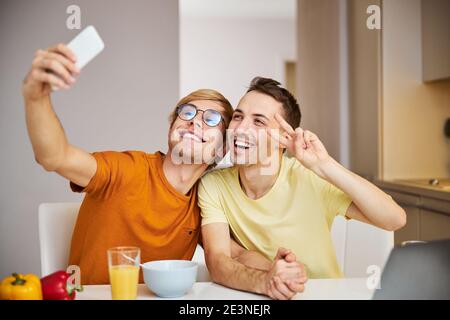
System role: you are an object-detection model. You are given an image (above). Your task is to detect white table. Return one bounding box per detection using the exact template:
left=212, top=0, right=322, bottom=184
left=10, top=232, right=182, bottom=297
left=77, top=278, right=374, bottom=300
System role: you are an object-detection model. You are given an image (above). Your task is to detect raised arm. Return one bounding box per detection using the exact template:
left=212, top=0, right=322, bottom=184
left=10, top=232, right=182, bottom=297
left=203, top=223, right=306, bottom=300
left=22, top=44, right=96, bottom=187
left=270, top=113, right=407, bottom=231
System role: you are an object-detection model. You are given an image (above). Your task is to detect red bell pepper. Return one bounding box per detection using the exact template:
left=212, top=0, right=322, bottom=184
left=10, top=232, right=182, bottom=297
left=40, top=271, right=83, bottom=300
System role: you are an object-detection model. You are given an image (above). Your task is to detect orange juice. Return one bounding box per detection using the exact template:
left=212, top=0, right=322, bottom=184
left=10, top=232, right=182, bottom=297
left=108, top=265, right=139, bottom=300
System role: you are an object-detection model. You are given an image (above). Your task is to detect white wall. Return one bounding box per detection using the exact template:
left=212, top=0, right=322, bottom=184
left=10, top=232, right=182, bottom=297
left=180, top=17, right=296, bottom=107
left=382, top=0, right=450, bottom=180
left=0, top=0, right=179, bottom=278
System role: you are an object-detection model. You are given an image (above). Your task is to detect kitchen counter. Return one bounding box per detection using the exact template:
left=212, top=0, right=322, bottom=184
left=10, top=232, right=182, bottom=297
left=375, top=179, right=450, bottom=215
left=77, top=278, right=374, bottom=300
left=375, top=179, right=450, bottom=244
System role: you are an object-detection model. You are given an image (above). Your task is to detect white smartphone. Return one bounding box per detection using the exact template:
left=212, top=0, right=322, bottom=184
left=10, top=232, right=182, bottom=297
left=68, top=25, right=104, bottom=69
left=52, top=25, right=105, bottom=90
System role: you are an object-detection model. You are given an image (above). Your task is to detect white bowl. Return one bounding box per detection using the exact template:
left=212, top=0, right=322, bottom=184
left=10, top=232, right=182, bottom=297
left=142, top=260, right=198, bottom=298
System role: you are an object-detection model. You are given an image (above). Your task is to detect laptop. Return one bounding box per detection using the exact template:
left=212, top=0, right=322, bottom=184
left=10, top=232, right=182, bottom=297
left=372, top=238, right=450, bottom=300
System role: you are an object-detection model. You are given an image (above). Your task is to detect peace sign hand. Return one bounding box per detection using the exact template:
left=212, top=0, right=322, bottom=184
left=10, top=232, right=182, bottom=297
left=267, top=114, right=331, bottom=176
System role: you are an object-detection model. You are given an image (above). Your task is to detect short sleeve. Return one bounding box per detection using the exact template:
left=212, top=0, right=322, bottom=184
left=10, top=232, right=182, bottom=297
left=320, top=180, right=353, bottom=221
left=70, top=151, right=142, bottom=198
left=198, top=174, right=228, bottom=226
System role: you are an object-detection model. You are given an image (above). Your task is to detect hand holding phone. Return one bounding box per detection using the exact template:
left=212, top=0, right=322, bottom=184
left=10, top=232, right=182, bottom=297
left=51, top=25, right=105, bottom=90
left=22, top=25, right=105, bottom=99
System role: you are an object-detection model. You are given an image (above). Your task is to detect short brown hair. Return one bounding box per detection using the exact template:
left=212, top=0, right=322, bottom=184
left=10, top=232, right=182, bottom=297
left=247, top=77, right=301, bottom=128
left=169, top=89, right=233, bottom=128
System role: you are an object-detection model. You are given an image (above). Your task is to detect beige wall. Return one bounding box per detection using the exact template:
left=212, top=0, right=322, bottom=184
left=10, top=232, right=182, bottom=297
left=0, top=0, right=179, bottom=278
left=348, top=0, right=381, bottom=179
left=297, top=0, right=382, bottom=173
left=296, top=0, right=344, bottom=162
left=382, top=0, right=450, bottom=180
left=297, top=0, right=450, bottom=180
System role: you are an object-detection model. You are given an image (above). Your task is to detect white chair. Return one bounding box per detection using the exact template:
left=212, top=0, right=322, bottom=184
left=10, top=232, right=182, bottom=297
left=39, top=202, right=80, bottom=277
left=38, top=202, right=210, bottom=281
left=331, top=216, right=394, bottom=277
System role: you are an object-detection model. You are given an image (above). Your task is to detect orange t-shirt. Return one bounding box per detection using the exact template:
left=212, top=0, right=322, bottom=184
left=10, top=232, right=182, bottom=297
left=68, top=151, right=200, bottom=285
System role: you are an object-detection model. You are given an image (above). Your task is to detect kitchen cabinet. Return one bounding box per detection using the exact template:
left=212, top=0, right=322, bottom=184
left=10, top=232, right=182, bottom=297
left=395, top=205, right=421, bottom=244
left=375, top=183, right=450, bottom=245
left=420, top=209, right=450, bottom=241
left=421, top=0, right=450, bottom=82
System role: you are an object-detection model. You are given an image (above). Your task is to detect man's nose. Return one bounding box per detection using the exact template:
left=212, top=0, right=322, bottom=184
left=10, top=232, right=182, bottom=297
left=189, top=113, right=203, bottom=129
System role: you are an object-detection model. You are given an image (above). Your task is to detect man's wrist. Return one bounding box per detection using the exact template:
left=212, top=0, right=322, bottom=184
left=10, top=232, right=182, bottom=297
left=25, top=93, right=50, bottom=104
left=24, top=93, right=51, bottom=109
left=314, top=156, right=341, bottom=180
left=255, top=270, right=270, bottom=295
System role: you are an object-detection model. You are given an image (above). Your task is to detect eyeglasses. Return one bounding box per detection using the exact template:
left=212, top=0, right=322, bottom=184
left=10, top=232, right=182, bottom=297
left=176, top=103, right=224, bottom=127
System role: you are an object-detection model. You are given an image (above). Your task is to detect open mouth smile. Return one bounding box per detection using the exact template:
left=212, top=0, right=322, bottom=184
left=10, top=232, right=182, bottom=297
left=233, top=137, right=255, bottom=150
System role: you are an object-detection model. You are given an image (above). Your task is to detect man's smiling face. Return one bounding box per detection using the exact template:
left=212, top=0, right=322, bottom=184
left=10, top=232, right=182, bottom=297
left=228, top=90, right=285, bottom=165
left=168, top=99, right=227, bottom=164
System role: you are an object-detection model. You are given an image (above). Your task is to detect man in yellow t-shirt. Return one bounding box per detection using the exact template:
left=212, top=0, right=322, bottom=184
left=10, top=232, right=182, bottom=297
left=200, top=154, right=351, bottom=280
left=199, top=77, right=407, bottom=300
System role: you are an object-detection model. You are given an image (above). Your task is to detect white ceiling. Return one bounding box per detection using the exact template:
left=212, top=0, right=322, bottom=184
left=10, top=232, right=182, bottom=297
left=180, top=0, right=296, bottom=19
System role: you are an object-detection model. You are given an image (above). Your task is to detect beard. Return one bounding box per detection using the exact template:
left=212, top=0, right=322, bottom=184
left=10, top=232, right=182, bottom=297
left=167, top=123, right=226, bottom=165
left=168, top=134, right=224, bottom=165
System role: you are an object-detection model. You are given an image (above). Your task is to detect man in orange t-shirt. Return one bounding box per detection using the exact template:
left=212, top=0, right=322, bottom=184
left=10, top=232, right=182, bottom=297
left=24, top=44, right=311, bottom=298
left=23, top=43, right=236, bottom=284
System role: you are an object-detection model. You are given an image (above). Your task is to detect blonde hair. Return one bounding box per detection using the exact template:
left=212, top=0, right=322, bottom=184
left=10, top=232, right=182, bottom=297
left=169, top=89, right=233, bottom=128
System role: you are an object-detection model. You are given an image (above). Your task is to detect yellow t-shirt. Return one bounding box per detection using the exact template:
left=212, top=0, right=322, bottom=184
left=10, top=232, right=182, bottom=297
left=198, top=155, right=352, bottom=279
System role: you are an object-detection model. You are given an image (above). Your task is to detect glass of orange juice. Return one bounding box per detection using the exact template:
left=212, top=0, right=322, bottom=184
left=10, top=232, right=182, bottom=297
left=107, top=246, right=140, bottom=300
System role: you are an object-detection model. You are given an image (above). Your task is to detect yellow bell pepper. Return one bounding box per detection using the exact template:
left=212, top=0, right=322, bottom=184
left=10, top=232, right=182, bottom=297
left=0, top=273, right=43, bottom=300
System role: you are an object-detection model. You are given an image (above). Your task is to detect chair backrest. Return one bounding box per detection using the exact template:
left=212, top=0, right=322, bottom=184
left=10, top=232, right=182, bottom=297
left=38, top=202, right=210, bottom=281
left=38, top=202, right=81, bottom=277
left=331, top=216, right=394, bottom=277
